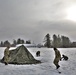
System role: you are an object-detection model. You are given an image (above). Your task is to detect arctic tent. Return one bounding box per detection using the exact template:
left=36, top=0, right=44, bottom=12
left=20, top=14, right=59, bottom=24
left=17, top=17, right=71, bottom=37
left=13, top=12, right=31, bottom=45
left=1, top=45, right=41, bottom=64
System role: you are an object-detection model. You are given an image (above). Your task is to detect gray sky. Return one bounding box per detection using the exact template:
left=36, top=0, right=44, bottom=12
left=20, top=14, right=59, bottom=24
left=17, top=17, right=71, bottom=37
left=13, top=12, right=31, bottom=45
left=0, top=0, right=76, bottom=44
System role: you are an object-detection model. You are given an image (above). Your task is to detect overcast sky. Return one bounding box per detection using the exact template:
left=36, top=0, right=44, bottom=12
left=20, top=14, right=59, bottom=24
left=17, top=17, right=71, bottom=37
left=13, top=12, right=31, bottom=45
left=0, top=0, right=76, bottom=44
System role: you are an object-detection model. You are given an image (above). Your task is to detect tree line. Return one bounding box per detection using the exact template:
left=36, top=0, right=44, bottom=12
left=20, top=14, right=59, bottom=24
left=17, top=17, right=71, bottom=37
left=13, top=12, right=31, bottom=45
left=0, top=38, right=31, bottom=47
left=0, top=34, right=76, bottom=48
left=44, top=34, right=76, bottom=48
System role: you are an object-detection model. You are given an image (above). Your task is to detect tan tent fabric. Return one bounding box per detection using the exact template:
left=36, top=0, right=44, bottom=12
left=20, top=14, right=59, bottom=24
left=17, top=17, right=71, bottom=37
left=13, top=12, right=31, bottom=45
left=1, top=45, right=41, bottom=64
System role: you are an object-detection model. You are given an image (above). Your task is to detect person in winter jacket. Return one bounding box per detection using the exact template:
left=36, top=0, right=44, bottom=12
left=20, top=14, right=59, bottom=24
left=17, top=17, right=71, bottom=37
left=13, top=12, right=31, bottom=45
left=61, top=54, right=68, bottom=61
left=53, top=47, right=61, bottom=69
left=36, top=51, right=40, bottom=57
left=4, top=46, right=10, bottom=65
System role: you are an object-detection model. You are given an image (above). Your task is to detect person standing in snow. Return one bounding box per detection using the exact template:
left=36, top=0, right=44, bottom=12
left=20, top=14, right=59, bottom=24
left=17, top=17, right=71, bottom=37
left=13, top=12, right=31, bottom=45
left=4, top=46, right=10, bottom=65
left=53, top=47, right=61, bottom=69
left=36, top=51, right=40, bottom=57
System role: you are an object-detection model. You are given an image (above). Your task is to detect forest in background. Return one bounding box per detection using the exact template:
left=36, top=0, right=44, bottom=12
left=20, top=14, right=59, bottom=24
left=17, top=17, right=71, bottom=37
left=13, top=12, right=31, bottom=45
left=0, top=34, right=76, bottom=48
left=44, top=34, right=76, bottom=48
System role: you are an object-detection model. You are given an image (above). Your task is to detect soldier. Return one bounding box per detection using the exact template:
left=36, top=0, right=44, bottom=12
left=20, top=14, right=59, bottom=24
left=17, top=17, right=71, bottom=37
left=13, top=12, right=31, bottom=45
left=4, top=46, right=10, bottom=65
left=36, top=51, right=40, bottom=57
left=61, top=54, right=68, bottom=61
left=53, top=47, right=61, bottom=69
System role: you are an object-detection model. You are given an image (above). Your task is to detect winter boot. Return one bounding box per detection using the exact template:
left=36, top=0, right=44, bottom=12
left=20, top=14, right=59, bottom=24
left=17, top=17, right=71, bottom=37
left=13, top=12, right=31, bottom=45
left=56, top=65, right=60, bottom=69
left=5, top=62, right=8, bottom=65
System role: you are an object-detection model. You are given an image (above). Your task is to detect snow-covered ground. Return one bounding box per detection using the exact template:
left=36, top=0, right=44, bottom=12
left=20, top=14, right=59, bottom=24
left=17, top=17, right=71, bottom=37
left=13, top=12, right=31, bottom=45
left=0, top=47, right=76, bottom=75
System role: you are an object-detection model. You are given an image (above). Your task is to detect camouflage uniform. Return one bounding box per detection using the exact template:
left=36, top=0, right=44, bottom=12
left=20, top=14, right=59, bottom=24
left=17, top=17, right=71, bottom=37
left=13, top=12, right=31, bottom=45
left=53, top=48, right=61, bottom=69
left=4, top=47, right=10, bottom=65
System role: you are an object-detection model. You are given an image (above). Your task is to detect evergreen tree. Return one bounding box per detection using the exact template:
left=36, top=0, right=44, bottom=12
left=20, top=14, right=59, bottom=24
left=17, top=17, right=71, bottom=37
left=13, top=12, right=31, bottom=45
left=17, top=38, right=25, bottom=44
left=17, top=38, right=21, bottom=44
left=4, top=40, right=11, bottom=47
left=26, top=40, right=31, bottom=44
left=52, top=34, right=58, bottom=47
left=21, top=39, right=25, bottom=44
left=12, top=39, right=17, bottom=46
left=44, top=33, right=51, bottom=48
left=61, top=36, right=71, bottom=47
left=57, top=35, right=62, bottom=47
left=0, top=41, right=4, bottom=47
left=52, top=34, right=62, bottom=47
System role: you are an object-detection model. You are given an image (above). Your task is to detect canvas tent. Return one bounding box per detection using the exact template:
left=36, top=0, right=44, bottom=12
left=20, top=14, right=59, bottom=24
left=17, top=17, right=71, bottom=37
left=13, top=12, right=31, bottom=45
left=1, top=45, right=41, bottom=64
